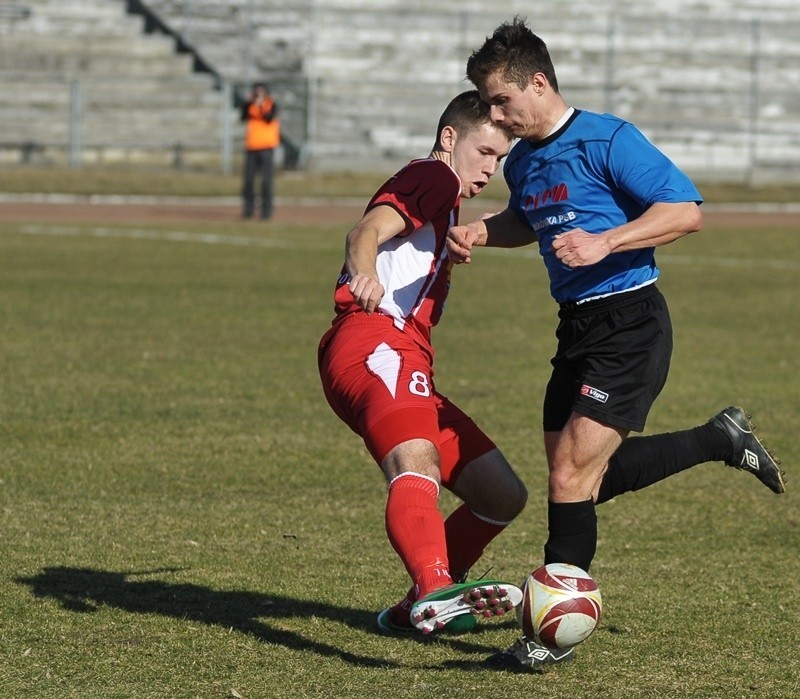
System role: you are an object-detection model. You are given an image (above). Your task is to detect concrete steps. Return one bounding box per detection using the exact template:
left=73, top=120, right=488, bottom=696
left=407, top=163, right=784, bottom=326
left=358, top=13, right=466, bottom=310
left=0, top=0, right=237, bottom=167
left=2, top=0, right=798, bottom=179
left=135, top=0, right=800, bottom=179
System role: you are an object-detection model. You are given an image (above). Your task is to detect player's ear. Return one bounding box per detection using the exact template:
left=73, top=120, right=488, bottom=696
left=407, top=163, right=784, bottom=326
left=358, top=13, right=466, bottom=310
left=531, top=72, right=547, bottom=96
left=439, top=125, right=457, bottom=153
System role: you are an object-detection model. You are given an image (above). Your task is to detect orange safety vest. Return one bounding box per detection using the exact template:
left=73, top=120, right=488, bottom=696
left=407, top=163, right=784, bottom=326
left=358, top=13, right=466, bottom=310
left=245, top=98, right=280, bottom=151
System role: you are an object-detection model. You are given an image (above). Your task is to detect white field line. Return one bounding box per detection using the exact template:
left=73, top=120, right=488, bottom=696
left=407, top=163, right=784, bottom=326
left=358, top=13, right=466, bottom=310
left=15, top=223, right=800, bottom=271
left=2, top=192, right=800, bottom=214
left=16, top=223, right=331, bottom=250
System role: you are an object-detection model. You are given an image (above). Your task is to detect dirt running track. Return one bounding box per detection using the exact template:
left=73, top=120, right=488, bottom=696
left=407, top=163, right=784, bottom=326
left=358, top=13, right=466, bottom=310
left=0, top=198, right=797, bottom=229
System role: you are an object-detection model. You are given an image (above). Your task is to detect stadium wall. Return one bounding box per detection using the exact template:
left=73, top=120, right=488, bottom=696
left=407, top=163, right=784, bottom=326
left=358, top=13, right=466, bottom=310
left=2, top=0, right=799, bottom=183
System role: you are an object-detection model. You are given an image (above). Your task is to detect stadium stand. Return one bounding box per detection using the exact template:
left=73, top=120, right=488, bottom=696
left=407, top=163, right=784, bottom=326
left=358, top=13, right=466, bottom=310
left=0, top=0, right=236, bottom=168
left=1, top=0, right=798, bottom=181
left=139, top=0, right=800, bottom=181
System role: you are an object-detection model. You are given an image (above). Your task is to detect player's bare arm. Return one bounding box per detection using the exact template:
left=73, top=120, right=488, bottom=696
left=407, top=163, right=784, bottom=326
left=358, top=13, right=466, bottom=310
left=447, top=208, right=537, bottom=264
left=345, top=204, right=407, bottom=313
left=553, top=202, right=702, bottom=268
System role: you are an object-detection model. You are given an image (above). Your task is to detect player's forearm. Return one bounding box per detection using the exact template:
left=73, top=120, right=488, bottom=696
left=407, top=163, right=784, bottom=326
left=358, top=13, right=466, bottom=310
left=482, top=208, right=538, bottom=248
left=344, top=226, right=380, bottom=279
left=605, top=202, right=702, bottom=252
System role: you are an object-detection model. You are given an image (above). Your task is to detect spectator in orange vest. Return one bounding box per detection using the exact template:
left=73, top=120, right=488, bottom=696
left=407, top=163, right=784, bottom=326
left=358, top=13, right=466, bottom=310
left=241, top=82, right=280, bottom=220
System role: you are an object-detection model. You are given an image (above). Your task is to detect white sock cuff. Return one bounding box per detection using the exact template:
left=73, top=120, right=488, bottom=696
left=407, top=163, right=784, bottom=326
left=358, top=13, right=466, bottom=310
left=472, top=510, right=513, bottom=527
left=388, top=471, right=440, bottom=494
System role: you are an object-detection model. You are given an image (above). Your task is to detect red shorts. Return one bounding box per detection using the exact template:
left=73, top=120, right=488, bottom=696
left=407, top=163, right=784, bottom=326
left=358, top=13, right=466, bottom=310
left=318, top=314, right=495, bottom=488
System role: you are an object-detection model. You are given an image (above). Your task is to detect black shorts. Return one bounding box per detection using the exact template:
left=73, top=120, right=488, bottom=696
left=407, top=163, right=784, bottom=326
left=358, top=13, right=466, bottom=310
left=542, top=284, right=672, bottom=433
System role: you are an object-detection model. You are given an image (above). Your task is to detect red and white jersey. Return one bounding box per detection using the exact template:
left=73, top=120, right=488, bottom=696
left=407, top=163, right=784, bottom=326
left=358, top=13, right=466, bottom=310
left=330, top=158, right=461, bottom=351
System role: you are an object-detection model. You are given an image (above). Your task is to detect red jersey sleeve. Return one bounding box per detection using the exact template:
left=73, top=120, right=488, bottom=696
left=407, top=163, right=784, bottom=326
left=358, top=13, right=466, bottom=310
left=367, top=159, right=460, bottom=235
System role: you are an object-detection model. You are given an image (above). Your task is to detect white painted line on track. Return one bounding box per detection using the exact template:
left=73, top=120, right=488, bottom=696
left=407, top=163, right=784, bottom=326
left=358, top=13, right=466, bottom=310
left=16, top=224, right=337, bottom=250
left=14, top=223, right=800, bottom=271
left=2, top=192, right=800, bottom=213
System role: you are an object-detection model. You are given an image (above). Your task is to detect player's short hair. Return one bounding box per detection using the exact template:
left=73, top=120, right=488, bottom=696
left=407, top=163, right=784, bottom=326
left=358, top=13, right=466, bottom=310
left=466, top=16, right=559, bottom=93
left=434, top=90, right=507, bottom=150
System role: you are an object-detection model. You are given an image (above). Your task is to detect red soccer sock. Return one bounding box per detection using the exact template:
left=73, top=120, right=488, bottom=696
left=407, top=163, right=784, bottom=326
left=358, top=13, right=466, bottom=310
left=390, top=503, right=510, bottom=623
left=444, top=503, right=509, bottom=581
left=385, top=473, right=452, bottom=598
left=386, top=588, right=416, bottom=627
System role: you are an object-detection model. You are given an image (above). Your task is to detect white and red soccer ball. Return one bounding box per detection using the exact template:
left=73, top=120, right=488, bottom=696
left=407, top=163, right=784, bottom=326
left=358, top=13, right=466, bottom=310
left=518, top=562, right=602, bottom=649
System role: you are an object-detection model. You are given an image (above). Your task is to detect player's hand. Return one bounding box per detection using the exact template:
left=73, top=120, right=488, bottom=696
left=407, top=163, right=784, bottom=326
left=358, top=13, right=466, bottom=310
left=349, top=274, right=385, bottom=314
left=446, top=223, right=483, bottom=264
left=552, top=229, right=611, bottom=268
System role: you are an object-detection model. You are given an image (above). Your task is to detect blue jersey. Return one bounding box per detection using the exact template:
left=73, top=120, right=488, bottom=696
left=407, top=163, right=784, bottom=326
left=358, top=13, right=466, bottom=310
left=505, top=109, right=702, bottom=303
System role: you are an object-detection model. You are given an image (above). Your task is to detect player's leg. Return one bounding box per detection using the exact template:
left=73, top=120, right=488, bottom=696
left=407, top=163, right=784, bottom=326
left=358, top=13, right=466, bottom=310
left=320, top=323, right=525, bottom=634
left=380, top=436, right=525, bottom=634
left=483, top=418, right=597, bottom=670
left=436, top=398, right=527, bottom=581
left=489, top=291, right=655, bottom=671
left=318, top=319, right=454, bottom=630
left=380, top=453, right=524, bottom=631
left=380, top=438, right=451, bottom=601
left=544, top=414, right=626, bottom=572
left=596, top=406, right=786, bottom=502
left=260, top=148, right=274, bottom=219
left=241, top=150, right=257, bottom=218
left=373, top=435, right=454, bottom=634
left=445, top=448, right=527, bottom=582
left=380, top=448, right=527, bottom=631
left=541, top=287, right=671, bottom=572
left=483, top=420, right=604, bottom=671
left=390, top=400, right=527, bottom=633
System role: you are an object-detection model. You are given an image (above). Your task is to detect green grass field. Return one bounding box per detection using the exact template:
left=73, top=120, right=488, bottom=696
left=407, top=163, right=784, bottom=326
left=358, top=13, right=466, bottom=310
left=0, top=164, right=798, bottom=203
left=1, top=200, right=798, bottom=698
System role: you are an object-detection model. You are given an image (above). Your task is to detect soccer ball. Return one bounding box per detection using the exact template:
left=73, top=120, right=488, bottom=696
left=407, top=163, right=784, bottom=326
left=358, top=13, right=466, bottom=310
left=518, top=562, right=602, bottom=649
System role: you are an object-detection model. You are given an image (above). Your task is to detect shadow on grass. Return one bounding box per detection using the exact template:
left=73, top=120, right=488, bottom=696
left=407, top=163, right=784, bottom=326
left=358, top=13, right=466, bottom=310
left=15, top=566, right=506, bottom=668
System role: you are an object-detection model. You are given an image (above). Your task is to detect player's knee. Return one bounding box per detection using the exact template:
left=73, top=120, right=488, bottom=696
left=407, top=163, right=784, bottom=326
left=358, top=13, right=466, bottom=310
left=476, top=476, right=528, bottom=523
left=500, top=479, right=528, bottom=521
left=380, top=438, right=442, bottom=484
left=454, top=450, right=528, bottom=521
left=548, top=462, right=599, bottom=501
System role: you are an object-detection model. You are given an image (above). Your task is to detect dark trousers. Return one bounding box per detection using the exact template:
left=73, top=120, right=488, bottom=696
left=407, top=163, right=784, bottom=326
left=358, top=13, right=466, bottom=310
left=242, top=148, right=275, bottom=219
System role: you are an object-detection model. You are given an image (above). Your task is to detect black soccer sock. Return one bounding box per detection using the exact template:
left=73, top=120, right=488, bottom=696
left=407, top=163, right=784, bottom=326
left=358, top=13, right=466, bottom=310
left=543, top=500, right=597, bottom=572
left=596, top=423, right=732, bottom=504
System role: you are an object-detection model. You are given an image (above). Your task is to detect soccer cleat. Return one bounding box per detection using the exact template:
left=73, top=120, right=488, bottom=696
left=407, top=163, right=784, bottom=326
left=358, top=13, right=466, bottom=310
left=709, top=406, right=786, bottom=494
left=439, top=612, right=479, bottom=634
left=376, top=607, right=416, bottom=634
left=377, top=601, right=478, bottom=635
left=485, top=636, right=575, bottom=672
left=409, top=580, right=522, bottom=634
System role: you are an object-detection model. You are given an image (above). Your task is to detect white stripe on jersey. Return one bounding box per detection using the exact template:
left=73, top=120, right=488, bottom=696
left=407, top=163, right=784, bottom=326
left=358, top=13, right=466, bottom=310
left=374, top=218, right=448, bottom=329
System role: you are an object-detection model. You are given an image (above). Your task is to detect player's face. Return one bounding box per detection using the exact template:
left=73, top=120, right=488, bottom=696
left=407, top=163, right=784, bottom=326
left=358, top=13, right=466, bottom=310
left=479, top=72, right=542, bottom=140
left=450, top=123, right=511, bottom=199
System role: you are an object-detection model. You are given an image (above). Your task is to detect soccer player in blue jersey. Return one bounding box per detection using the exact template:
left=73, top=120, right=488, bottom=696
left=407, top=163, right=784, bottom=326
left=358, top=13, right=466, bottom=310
left=447, top=17, right=786, bottom=671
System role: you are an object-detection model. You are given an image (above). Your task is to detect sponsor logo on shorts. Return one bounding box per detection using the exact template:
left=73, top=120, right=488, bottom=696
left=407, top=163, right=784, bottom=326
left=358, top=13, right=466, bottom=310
left=581, top=384, right=609, bottom=403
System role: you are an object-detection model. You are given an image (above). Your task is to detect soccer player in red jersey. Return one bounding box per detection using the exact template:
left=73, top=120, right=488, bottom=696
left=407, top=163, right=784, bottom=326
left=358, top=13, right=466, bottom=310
left=318, top=91, right=526, bottom=634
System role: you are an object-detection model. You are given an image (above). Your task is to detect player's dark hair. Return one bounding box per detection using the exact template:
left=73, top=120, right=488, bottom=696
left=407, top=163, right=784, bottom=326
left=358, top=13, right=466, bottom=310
left=433, top=90, right=499, bottom=150
left=466, top=16, right=559, bottom=93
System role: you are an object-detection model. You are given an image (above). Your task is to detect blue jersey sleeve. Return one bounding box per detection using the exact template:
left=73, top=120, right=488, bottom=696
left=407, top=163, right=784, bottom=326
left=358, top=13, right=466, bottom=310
left=607, top=123, right=703, bottom=206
